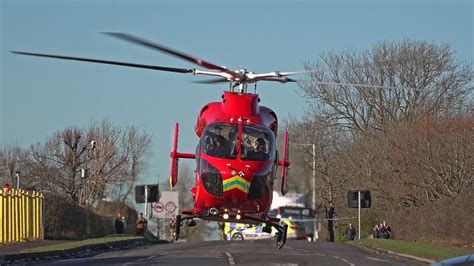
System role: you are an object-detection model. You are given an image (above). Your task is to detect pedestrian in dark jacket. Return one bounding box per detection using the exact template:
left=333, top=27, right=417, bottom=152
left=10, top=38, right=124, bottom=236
left=114, top=213, right=124, bottom=234
left=382, top=221, right=391, bottom=239
left=346, top=223, right=356, bottom=240
left=372, top=224, right=380, bottom=238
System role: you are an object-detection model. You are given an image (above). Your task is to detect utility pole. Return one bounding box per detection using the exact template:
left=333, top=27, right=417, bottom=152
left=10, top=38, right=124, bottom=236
left=358, top=190, right=361, bottom=240
left=144, top=184, right=148, bottom=217
left=295, top=143, right=317, bottom=242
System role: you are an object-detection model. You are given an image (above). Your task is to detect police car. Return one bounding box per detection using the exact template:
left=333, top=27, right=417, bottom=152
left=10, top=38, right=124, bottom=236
left=225, top=220, right=307, bottom=241
left=225, top=223, right=274, bottom=240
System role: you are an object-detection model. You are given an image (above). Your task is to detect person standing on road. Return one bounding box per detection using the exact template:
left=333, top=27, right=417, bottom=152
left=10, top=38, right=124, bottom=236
left=346, top=223, right=356, bottom=240
left=136, top=212, right=148, bottom=236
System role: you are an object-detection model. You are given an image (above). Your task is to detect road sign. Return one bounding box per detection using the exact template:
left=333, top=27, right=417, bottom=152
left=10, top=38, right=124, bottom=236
left=154, top=202, right=164, bottom=213
left=153, top=191, right=179, bottom=218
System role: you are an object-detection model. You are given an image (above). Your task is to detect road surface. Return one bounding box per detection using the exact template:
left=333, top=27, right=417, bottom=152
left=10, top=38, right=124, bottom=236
left=38, top=240, right=425, bottom=265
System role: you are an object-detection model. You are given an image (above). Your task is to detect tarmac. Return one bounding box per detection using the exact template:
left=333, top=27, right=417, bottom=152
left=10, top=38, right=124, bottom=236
left=2, top=237, right=470, bottom=265
left=0, top=238, right=147, bottom=264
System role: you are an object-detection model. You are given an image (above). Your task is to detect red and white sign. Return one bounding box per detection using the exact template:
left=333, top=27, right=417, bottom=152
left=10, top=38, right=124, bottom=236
left=153, top=202, right=164, bottom=213
left=152, top=191, right=179, bottom=218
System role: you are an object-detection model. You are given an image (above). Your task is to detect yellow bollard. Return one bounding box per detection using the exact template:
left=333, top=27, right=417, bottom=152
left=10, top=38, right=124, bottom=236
left=11, top=189, right=16, bottom=242
left=10, top=190, right=13, bottom=242
left=17, top=190, right=21, bottom=242
left=34, top=192, right=39, bottom=240
left=10, top=189, right=15, bottom=242
left=31, top=191, right=36, bottom=240
left=15, top=189, right=19, bottom=242
left=26, top=191, right=30, bottom=240
left=6, top=189, right=11, bottom=243
left=21, top=190, right=26, bottom=241
left=39, top=192, right=43, bottom=240
left=0, top=189, right=3, bottom=244
left=19, top=190, right=23, bottom=241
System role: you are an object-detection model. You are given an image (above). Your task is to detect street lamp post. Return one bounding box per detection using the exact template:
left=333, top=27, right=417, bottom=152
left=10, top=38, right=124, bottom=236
left=15, top=170, right=20, bottom=190
left=295, top=143, right=317, bottom=242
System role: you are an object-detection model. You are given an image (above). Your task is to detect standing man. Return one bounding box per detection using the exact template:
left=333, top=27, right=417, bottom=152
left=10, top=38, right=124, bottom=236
left=136, top=212, right=148, bottom=236
left=114, top=213, right=124, bottom=234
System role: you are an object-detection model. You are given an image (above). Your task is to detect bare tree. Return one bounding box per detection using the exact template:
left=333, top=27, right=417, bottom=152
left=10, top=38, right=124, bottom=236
left=286, top=115, right=349, bottom=209
left=302, top=40, right=473, bottom=132
left=0, top=143, right=30, bottom=187
left=28, top=119, right=152, bottom=205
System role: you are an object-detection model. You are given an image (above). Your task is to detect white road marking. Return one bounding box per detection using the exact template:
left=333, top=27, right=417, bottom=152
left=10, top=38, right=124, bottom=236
left=333, top=255, right=356, bottom=266
left=285, top=246, right=311, bottom=254
left=123, top=254, right=160, bottom=265
left=225, top=252, right=236, bottom=265
left=367, top=256, right=389, bottom=262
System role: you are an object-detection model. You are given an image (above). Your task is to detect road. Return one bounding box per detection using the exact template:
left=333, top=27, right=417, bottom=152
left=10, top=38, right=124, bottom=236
left=38, top=240, right=425, bottom=265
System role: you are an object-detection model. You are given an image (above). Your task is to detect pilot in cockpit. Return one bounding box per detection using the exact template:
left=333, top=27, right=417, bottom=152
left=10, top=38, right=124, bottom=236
left=206, top=134, right=229, bottom=158
left=247, top=137, right=268, bottom=161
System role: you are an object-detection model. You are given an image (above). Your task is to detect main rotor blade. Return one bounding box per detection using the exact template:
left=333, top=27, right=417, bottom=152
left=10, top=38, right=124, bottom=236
left=11, top=51, right=194, bottom=74
left=103, top=32, right=237, bottom=78
left=311, top=80, right=401, bottom=90
left=193, top=78, right=229, bottom=84
left=259, top=77, right=298, bottom=83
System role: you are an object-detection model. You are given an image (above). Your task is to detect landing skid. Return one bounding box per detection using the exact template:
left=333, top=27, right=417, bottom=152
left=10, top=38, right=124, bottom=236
left=173, top=213, right=288, bottom=249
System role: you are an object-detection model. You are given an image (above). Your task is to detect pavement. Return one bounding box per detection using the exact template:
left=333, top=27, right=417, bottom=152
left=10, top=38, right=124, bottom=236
left=0, top=240, right=69, bottom=255
left=353, top=242, right=437, bottom=264
left=3, top=238, right=469, bottom=265
left=0, top=237, right=148, bottom=264
left=21, top=239, right=428, bottom=265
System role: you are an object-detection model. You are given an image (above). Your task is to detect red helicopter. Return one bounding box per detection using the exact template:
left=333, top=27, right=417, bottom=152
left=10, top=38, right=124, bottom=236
left=12, top=32, right=295, bottom=248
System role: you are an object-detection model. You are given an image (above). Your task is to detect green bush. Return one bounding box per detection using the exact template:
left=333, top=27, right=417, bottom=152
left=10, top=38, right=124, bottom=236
left=43, top=192, right=113, bottom=240
left=386, top=188, right=474, bottom=245
left=95, top=200, right=138, bottom=235
left=334, top=208, right=383, bottom=242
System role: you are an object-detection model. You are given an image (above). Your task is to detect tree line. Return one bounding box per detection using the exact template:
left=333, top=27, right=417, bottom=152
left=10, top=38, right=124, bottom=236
left=0, top=119, right=151, bottom=206
left=285, top=39, right=472, bottom=240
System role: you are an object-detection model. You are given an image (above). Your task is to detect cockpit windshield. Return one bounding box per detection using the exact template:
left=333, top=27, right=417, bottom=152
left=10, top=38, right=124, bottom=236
left=241, top=125, right=275, bottom=161
left=201, top=123, right=238, bottom=159
left=200, top=123, right=275, bottom=161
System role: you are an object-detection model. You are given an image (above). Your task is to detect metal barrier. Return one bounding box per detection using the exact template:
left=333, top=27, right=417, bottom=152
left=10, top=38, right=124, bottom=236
left=0, top=189, right=43, bottom=244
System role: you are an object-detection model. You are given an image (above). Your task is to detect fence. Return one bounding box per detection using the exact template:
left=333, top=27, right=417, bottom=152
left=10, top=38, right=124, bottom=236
left=0, top=189, right=43, bottom=244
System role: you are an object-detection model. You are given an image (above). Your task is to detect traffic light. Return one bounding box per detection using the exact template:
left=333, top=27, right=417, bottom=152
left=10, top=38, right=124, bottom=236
left=135, top=184, right=160, bottom=203
left=347, top=190, right=371, bottom=208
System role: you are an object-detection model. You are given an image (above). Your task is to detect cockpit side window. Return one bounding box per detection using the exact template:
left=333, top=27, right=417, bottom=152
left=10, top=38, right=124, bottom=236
left=200, top=123, right=238, bottom=159
left=241, top=125, right=275, bottom=161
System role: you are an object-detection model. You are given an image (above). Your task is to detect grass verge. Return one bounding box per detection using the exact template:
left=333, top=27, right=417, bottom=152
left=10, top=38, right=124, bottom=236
left=22, top=235, right=141, bottom=253
left=354, top=238, right=472, bottom=261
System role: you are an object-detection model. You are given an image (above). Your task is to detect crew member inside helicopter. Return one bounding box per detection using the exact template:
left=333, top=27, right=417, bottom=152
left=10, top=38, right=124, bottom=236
left=205, top=134, right=229, bottom=158
left=246, top=137, right=269, bottom=161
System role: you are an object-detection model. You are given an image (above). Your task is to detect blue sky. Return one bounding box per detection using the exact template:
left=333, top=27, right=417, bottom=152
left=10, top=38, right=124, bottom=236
left=1, top=0, right=472, bottom=186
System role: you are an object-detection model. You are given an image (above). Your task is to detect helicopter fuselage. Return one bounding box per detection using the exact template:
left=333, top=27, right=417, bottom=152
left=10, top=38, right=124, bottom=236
left=173, top=91, right=281, bottom=220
